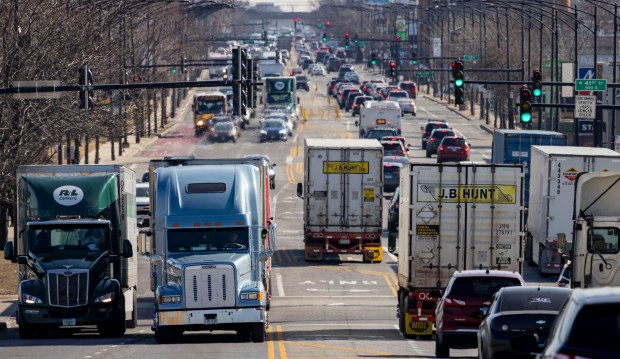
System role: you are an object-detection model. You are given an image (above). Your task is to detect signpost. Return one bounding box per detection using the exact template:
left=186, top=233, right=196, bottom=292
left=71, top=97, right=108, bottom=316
left=463, top=55, right=479, bottom=62
left=574, top=95, right=596, bottom=119
left=575, top=79, right=607, bottom=92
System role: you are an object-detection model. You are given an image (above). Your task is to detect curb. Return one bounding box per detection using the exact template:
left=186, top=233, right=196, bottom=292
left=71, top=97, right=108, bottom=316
left=419, top=91, right=495, bottom=135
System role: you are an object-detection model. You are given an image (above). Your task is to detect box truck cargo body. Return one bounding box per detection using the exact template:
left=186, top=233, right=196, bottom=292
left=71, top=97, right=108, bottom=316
left=396, top=163, right=524, bottom=338
left=527, top=146, right=620, bottom=276
left=491, top=129, right=566, bottom=204
left=299, top=139, right=384, bottom=262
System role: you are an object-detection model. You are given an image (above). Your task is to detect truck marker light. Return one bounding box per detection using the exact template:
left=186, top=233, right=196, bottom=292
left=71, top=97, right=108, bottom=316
left=215, top=222, right=222, bottom=226
left=194, top=222, right=201, bottom=227
left=236, top=221, right=242, bottom=225
left=205, top=222, right=211, bottom=226
left=173, top=223, right=180, bottom=227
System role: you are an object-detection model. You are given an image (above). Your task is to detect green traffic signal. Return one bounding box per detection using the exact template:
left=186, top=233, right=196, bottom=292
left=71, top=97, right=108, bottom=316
left=520, top=112, right=532, bottom=123
left=171, top=68, right=177, bottom=74
left=533, top=88, right=542, bottom=97
left=454, top=78, right=463, bottom=87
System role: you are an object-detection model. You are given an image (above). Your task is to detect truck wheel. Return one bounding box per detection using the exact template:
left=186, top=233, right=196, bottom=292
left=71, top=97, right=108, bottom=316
left=154, top=327, right=181, bottom=343
left=426, top=150, right=431, bottom=158
left=252, top=322, right=266, bottom=343
left=435, top=333, right=450, bottom=358
left=422, top=142, right=427, bottom=150
left=18, top=320, right=36, bottom=339
left=398, top=293, right=405, bottom=334
left=526, top=234, right=535, bottom=267
left=237, top=325, right=252, bottom=342
left=304, top=245, right=323, bottom=261
left=126, top=290, right=138, bottom=329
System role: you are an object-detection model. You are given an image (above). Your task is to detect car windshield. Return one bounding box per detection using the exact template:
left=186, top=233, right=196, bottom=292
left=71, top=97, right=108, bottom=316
left=367, top=130, right=397, bottom=139
left=297, top=76, right=307, bottom=82
left=426, top=123, right=449, bottom=132
left=382, top=142, right=405, bottom=154
left=389, top=92, right=407, bottom=98
left=568, top=303, right=620, bottom=351
left=136, top=186, right=149, bottom=197
left=449, top=277, right=522, bottom=299
left=195, top=98, right=225, bottom=115
left=263, top=121, right=285, bottom=129
left=500, top=290, right=570, bottom=311
left=432, top=130, right=455, bottom=140
left=442, top=137, right=467, bottom=146
left=401, top=83, right=415, bottom=90
left=215, top=123, right=233, bottom=130
left=167, top=228, right=249, bottom=252
left=267, top=93, right=292, bottom=104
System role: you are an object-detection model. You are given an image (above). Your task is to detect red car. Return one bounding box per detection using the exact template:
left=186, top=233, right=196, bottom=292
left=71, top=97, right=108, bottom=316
left=399, top=81, right=417, bottom=99
left=290, top=67, right=303, bottom=76
left=435, top=270, right=525, bottom=358
left=437, top=136, right=470, bottom=163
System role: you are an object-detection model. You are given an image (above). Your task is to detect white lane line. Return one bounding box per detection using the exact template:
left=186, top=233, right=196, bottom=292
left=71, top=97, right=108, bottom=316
left=276, top=270, right=285, bottom=297
left=393, top=325, right=427, bottom=355
left=418, top=105, right=440, bottom=118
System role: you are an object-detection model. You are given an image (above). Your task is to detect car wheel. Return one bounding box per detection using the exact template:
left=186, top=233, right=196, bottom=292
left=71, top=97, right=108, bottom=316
left=435, top=333, right=450, bottom=358
left=426, top=150, right=431, bottom=158
left=422, top=142, right=427, bottom=150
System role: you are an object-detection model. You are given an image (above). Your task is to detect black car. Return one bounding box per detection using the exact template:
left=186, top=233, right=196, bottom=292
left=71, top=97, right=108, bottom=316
left=295, top=75, right=310, bottom=91
left=344, top=90, right=362, bottom=112
left=478, top=286, right=572, bottom=359
left=259, top=119, right=288, bottom=143
left=421, top=120, right=449, bottom=149
left=383, top=162, right=401, bottom=193
left=426, top=128, right=456, bottom=157
left=340, top=89, right=361, bottom=109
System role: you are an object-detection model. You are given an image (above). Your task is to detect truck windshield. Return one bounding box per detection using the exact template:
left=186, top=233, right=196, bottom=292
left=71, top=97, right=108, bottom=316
left=195, top=98, right=225, bottom=115
left=30, top=226, right=109, bottom=254
left=167, top=228, right=249, bottom=252
left=267, top=93, right=292, bottom=104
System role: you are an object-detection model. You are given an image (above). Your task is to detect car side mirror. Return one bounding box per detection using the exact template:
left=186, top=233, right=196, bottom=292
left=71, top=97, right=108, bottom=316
left=420, top=126, right=424, bottom=130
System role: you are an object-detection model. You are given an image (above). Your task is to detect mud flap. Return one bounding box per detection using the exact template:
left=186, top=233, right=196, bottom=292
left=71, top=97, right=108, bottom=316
left=388, top=232, right=397, bottom=253
left=363, top=245, right=382, bottom=263
left=405, top=314, right=433, bottom=337
left=304, top=245, right=323, bottom=261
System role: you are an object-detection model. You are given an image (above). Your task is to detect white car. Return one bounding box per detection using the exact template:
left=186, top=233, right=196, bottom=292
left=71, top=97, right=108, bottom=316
left=136, top=182, right=150, bottom=227
left=310, top=65, right=326, bottom=76
left=397, top=98, right=417, bottom=116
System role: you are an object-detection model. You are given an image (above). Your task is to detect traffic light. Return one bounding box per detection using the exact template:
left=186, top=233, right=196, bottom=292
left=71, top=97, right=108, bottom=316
left=78, top=66, right=93, bottom=110
left=412, top=52, right=418, bottom=65
left=452, top=60, right=464, bottom=105
left=395, top=34, right=401, bottom=41
left=354, top=34, right=359, bottom=44
left=322, top=33, right=327, bottom=42
left=181, top=56, right=187, bottom=73
left=262, top=30, right=268, bottom=42
left=389, top=61, right=397, bottom=78
left=232, top=48, right=241, bottom=116
left=344, top=32, right=350, bottom=48
left=133, top=75, right=140, bottom=82
left=248, top=58, right=257, bottom=108
left=532, top=70, right=543, bottom=97
left=370, top=52, right=377, bottom=67
left=325, top=21, right=331, bottom=26
left=520, top=86, right=532, bottom=124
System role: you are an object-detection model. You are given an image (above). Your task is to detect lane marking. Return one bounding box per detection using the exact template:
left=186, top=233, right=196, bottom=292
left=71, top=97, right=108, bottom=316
left=267, top=326, right=275, bottom=359
left=276, top=325, right=288, bottom=359
left=383, top=274, right=398, bottom=298
left=276, top=270, right=285, bottom=297
left=285, top=341, right=396, bottom=357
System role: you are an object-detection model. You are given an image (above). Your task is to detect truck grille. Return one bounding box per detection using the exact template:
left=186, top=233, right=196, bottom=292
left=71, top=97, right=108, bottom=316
left=184, top=265, right=236, bottom=309
left=48, top=269, right=89, bottom=307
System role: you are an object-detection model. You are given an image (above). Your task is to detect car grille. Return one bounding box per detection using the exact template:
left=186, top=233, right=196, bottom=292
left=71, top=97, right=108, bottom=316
left=48, top=269, right=89, bottom=307
left=184, top=265, right=236, bottom=309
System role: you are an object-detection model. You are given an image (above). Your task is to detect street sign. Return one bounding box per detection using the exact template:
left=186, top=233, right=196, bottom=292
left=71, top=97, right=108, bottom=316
left=243, top=40, right=255, bottom=44
left=415, top=71, right=433, bottom=78
left=575, top=79, right=607, bottom=92
left=358, top=41, right=369, bottom=46
left=13, top=81, right=62, bottom=99
left=574, top=95, right=596, bottom=119
left=463, top=55, right=479, bottom=62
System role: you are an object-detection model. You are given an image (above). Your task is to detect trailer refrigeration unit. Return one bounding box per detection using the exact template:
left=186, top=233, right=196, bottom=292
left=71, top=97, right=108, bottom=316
left=148, top=157, right=276, bottom=343
left=397, top=163, right=524, bottom=339
left=297, top=139, right=384, bottom=263
left=4, top=165, right=138, bottom=339
left=527, top=146, right=620, bottom=276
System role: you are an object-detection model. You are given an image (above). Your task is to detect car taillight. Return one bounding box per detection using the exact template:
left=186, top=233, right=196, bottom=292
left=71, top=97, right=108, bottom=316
left=423, top=131, right=427, bottom=135
left=439, top=146, right=445, bottom=151
left=429, top=138, right=434, bottom=142
left=465, top=147, right=470, bottom=152
left=353, top=104, right=358, bottom=107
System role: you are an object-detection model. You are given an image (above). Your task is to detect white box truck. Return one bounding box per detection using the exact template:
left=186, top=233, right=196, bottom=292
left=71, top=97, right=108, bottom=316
left=357, top=101, right=401, bottom=138
left=396, top=163, right=524, bottom=338
left=296, top=138, right=384, bottom=263
left=527, top=146, right=620, bottom=276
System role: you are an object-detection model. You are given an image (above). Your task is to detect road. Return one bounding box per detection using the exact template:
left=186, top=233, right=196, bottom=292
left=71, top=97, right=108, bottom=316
left=0, top=62, right=555, bottom=359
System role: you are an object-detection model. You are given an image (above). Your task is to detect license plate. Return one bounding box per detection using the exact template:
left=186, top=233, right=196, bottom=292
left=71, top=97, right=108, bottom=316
left=448, top=146, right=460, bottom=151
left=204, top=318, right=217, bottom=325
left=339, top=239, right=350, bottom=244
left=62, top=318, right=76, bottom=326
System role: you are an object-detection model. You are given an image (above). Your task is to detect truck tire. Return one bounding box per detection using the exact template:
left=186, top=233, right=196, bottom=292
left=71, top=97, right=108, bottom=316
left=154, top=327, right=181, bottom=343
left=237, top=325, right=252, bottom=342
left=98, top=295, right=126, bottom=337
left=526, top=234, right=535, bottom=267
left=426, top=149, right=431, bottom=158
left=435, top=333, right=450, bottom=358
left=252, top=322, right=266, bottom=343
left=398, top=293, right=405, bottom=334
left=422, top=142, right=427, bottom=150
left=126, top=290, right=138, bottom=329
left=18, top=320, right=36, bottom=339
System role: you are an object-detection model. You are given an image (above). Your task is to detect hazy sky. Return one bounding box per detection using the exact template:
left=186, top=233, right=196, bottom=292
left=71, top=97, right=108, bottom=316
left=249, top=0, right=317, bottom=12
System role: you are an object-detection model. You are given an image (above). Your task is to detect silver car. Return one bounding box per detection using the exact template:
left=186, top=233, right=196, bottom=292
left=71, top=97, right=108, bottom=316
left=397, top=98, right=417, bottom=116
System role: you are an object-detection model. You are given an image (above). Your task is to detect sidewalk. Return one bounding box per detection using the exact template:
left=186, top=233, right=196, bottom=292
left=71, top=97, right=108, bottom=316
left=0, top=85, right=198, bottom=332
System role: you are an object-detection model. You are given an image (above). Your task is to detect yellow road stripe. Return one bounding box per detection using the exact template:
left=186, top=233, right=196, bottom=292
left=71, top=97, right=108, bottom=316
left=295, top=162, right=303, bottom=175
left=383, top=274, right=398, bottom=298
left=286, top=341, right=395, bottom=356
left=267, top=326, right=275, bottom=359
left=276, top=325, right=288, bottom=359
left=392, top=275, right=399, bottom=287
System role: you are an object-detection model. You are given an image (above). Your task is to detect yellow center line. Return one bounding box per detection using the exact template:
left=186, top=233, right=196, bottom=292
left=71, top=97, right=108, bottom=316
left=276, top=324, right=288, bottom=359
left=285, top=341, right=396, bottom=357
left=267, top=325, right=275, bottom=359
left=295, top=162, right=303, bottom=175
left=392, top=275, right=399, bottom=287
left=383, top=274, right=398, bottom=298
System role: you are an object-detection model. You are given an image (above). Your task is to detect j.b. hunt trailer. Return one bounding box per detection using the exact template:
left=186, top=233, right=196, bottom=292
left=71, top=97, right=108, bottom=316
left=397, top=163, right=524, bottom=338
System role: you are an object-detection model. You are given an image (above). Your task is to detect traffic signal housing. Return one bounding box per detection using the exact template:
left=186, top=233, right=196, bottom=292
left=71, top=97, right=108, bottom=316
left=532, top=70, right=543, bottom=97
left=389, top=62, right=397, bottom=78
left=412, top=52, right=418, bottom=65
left=370, top=52, right=377, bottom=67
left=344, top=32, right=349, bottom=48
left=322, top=33, right=327, bottom=42
left=78, top=66, right=93, bottom=110
left=452, top=61, right=464, bottom=105
left=520, top=86, right=532, bottom=124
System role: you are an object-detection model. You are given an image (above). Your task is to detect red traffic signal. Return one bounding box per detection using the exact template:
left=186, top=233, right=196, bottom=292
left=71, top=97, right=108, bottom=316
left=325, top=21, right=331, bottom=26
left=133, top=76, right=140, bottom=82
left=389, top=62, right=396, bottom=68
left=395, top=34, right=400, bottom=41
left=345, top=32, right=349, bottom=38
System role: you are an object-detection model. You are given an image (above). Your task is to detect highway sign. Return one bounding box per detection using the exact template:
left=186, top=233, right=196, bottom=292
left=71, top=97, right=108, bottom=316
left=13, top=81, right=62, bottom=99
left=463, top=55, right=479, bottom=62
left=574, top=95, right=596, bottom=119
left=575, top=79, right=607, bottom=92
left=415, top=71, right=433, bottom=78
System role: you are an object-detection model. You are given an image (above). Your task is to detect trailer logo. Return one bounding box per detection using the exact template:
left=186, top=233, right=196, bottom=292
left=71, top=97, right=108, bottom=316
left=563, top=168, right=580, bottom=182
left=274, top=81, right=285, bottom=90
left=417, top=184, right=517, bottom=204
left=53, top=186, right=84, bottom=206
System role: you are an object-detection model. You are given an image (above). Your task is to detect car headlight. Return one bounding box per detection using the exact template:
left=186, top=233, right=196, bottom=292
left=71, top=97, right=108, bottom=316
left=158, top=295, right=181, bottom=304
left=94, top=292, right=116, bottom=303
left=228, top=131, right=235, bottom=136
left=260, top=130, right=267, bottom=135
left=22, top=293, right=43, bottom=304
left=197, top=120, right=204, bottom=126
left=240, top=291, right=262, bottom=301
left=279, top=129, right=288, bottom=135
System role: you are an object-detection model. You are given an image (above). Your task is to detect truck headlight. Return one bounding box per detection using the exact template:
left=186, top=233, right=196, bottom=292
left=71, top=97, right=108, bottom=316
left=158, top=295, right=181, bottom=304
left=260, top=130, right=267, bottom=135
left=279, top=129, right=288, bottom=135
left=94, top=292, right=116, bottom=303
left=240, top=292, right=262, bottom=301
left=22, top=293, right=43, bottom=304
left=197, top=120, right=204, bottom=126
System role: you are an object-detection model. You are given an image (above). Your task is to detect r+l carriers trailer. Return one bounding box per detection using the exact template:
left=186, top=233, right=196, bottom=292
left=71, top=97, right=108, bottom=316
left=397, top=163, right=524, bottom=338
left=148, top=157, right=276, bottom=343
left=527, top=146, right=620, bottom=276
left=297, top=139, right=384, bottom=263
left=4, top=165, right=138, bottom=339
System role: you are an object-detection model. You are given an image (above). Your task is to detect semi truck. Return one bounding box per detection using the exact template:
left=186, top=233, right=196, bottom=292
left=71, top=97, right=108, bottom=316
left=356, top=101, right=402, bottom=138
left=570, top=171, right=620, bottom=288
left=296, top=139, right=384, bottom=263
left=263, top=76, right=299, bottom=120
left=491, top=129, right=566, bottom=204
left=147, top=157, right=276, bottom=343
left=527, top=146, right=620, bottom=276
left=4, top=165, right=138, bottom=339
left=396, top=163, right=524, bottom=338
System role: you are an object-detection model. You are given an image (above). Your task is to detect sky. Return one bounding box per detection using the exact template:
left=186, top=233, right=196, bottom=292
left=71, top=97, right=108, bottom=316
left=249, top=0, right=318, bottom=12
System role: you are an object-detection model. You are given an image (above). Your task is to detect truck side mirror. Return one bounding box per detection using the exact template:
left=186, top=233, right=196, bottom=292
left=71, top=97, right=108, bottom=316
left=297, top=97, right=300, bottom=104
left=558, top=233, right=566, bottom=255
left=123, top=239, right=133, bottom=258
left=3, top=241, right=14, bottom=261
left=296, top=183, right=303, bottom=198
